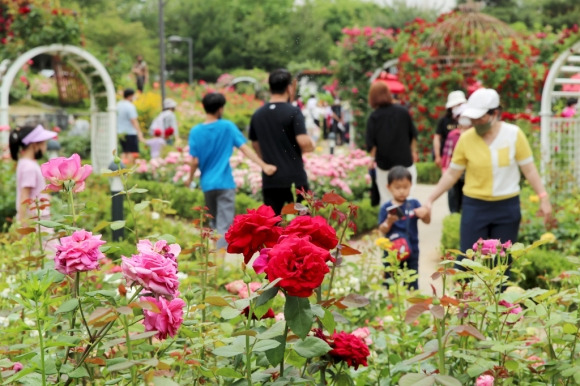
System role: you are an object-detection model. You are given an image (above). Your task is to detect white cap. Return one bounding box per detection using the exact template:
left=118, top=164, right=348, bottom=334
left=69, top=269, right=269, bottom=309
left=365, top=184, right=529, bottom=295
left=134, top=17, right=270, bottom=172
left=461, top=88, right=500, bottom=119
left=445, top=90, right=467, bottom=108
left=163, top=98, right=177, bottom=109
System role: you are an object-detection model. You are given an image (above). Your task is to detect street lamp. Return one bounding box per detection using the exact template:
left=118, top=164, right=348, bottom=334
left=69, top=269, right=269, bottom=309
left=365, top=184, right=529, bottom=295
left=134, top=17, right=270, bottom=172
left=168, top=35, right=193, bottom=85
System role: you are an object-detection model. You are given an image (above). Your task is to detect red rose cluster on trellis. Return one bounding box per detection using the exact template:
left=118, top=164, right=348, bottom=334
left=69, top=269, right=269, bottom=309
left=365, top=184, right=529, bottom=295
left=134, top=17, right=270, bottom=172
left=335, top=12, right=580, bottom=159
left=0, top=0, right=81, bottom=58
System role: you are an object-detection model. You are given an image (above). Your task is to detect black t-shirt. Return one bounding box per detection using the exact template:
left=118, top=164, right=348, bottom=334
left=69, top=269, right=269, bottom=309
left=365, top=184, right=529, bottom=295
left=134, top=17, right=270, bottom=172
left=249, top=102, right=308, bottom=189
left=365, top=104, right=418, bottom=170
left=435, top=114, right=457, bottom=156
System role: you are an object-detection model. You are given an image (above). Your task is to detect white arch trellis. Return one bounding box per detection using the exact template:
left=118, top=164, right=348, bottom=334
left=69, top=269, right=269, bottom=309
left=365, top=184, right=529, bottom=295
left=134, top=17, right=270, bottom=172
left=0, top=44, right=116, bottom=173
left=540, top=40, right=580, bottom=191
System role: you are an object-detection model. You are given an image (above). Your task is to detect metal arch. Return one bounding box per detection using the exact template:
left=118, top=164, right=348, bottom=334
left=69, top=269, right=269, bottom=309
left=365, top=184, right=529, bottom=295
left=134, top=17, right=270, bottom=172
left=227, top=76, right=261, bottom=91
left=539, top=40, right=580, bottom=180
left=0, top=44, right=117, bottom=172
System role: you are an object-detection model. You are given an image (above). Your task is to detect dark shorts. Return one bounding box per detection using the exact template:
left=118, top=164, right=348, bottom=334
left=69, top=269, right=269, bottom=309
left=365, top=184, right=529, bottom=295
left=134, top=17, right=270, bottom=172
left=119, top=135, right=139, bottom=153
left=136, top=75, right=145, bottom=92
left=262, top=184, right=308, bottom=215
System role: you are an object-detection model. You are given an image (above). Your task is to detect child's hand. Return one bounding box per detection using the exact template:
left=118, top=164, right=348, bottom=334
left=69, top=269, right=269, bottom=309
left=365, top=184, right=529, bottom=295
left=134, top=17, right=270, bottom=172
left=386, top=213, right=399, bottom=225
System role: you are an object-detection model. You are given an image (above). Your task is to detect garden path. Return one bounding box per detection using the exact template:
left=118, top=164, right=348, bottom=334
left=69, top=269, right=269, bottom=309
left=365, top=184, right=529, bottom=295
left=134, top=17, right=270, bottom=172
left=223, top=182, right=448, bottom=296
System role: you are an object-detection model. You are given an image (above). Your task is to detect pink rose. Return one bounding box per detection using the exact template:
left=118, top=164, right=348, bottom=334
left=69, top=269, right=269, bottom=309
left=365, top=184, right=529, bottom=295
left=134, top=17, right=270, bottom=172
left=252, top=248, right=271, bottom=274
left=136, top=239, right=181, bottom=268
left=476, top=374, right=494, bottom=386
left=12, top=362, right=23, bottom=372
left=498, top=300, right=523, bottom=315
left=141, top=296, right=185, bottom=339
left=54, top=230, right=106, bottom=275
left=473, top=239, right=500, bottom=255
left=527, top=355, right=544, bottom=368
left=352, top=327, right=373, bottom=345
left=41, top=153, right=92, bottom=193
left=224, top=279, right=245, bottom=295
left=0, top=125, right=10, bottom=132
left=121, top=250, right=180, bottom=299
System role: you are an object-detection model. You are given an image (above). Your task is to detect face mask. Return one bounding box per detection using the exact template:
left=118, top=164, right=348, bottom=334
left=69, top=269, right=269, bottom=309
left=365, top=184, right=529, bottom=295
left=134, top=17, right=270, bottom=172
left=34, top=149, right=43, bottom=160
left=458, top=116, right=471, bottom=127
left=474, top=115, right=495, bottom=136
left=451, top=106, right=462, bottom=117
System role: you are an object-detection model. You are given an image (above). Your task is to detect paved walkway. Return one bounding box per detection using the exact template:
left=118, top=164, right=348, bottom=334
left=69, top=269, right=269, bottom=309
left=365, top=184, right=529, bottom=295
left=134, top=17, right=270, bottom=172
left=413, top=184, right=448, bottom=294
left=224, top=182, right=449, bottom=295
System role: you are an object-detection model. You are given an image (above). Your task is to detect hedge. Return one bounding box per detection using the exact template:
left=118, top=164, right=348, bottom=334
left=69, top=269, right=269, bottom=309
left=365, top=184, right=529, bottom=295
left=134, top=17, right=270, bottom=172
left=416, top=162, right=441, bottom=185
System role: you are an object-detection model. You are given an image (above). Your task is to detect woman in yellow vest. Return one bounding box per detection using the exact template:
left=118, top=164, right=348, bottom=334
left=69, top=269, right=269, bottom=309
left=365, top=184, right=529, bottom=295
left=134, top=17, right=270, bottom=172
left=424, top=88, right=552, bottom=260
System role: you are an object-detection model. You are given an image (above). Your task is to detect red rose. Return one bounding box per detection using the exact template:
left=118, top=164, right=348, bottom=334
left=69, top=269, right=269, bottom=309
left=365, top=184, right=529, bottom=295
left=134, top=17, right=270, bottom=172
left=225, top=205, right=282, bottom=263
left=329, top=331, right=370, bottom=370
left=242, top=307, right=275, bottom=320
left=264, top=236, right=330, bottom=297
left=283, top=215, right=338, bottom=252
left=164, top=127, right=174, bottom=138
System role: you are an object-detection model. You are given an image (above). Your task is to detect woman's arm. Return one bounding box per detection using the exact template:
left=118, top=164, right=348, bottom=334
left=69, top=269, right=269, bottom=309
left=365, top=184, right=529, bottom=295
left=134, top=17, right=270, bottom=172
left=520, top=162, right=552, bottom=226
left=424, top=168, right=463, bottom=210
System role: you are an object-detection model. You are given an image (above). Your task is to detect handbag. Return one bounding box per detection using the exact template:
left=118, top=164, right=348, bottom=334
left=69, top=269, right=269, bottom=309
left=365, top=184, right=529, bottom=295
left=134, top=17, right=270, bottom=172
left=386, top=202, right=412, bottom=261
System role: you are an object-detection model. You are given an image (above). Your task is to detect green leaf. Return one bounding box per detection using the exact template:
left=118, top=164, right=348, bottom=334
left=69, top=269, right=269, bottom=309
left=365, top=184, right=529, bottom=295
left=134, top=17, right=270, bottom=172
left=434, top=374, right=462, bottom=386
left=563, top=323, right=578, bottom=335
left=505, top=360, right=520, bottom=372
left=93, top=220, right=110, bottom=233
left=104, top=377, right=124, bottom=385
left=55, top=299, right=79, bottom=314
left=253, top=339, right=281, bottom=352
left=204, top=295, right=231, bottom=307
left=265, top=335, right=286, bottom=366
left=37, top=220, right=63, bottom=228
left=334, top=372, right=355, bottom=386
left=134, top=201, right=150, bottom=212
left=293, top=336, right=332, bottom=358
left=221, top=307, right=242, bottom=320
left=284, top=296, right=313, bottom=340
left=158, top=234, right=177, bottom=244
left=216, top=368, right=244, bottom=378
left=107, top=359, right=135, bottom=372
left=257, top=321, right=285, bottom=340
left=399, top=373, right=433, bottom=386
left=68, top=367, right=89, bottom=378
left=110, top=220, right=126, bottom=230
left=256, top=286, right=278, bottom=307
left=128, top=187, right=148, bottom=194
left=153, top=376, right=181, bottom=386
left=213, top=344, right=245, bottom=357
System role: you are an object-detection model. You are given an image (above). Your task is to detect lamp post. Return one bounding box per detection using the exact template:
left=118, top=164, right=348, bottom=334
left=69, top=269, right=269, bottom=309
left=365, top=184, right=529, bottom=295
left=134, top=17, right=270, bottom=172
left=159, top=0, right=167, bottom=105
left=168, top=35, right=193, bottom=85
left=108, top=161, right=125, bottom=242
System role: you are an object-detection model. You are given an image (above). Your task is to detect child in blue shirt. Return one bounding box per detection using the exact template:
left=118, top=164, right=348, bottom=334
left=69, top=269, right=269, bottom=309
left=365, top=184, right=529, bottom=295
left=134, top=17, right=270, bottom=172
left=378, top=166, right=430, bottom=289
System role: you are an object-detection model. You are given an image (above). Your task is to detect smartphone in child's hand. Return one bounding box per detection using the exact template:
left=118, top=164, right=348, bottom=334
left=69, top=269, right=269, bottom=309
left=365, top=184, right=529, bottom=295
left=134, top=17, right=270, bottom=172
left=386, top=205, right=405, bottom=218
